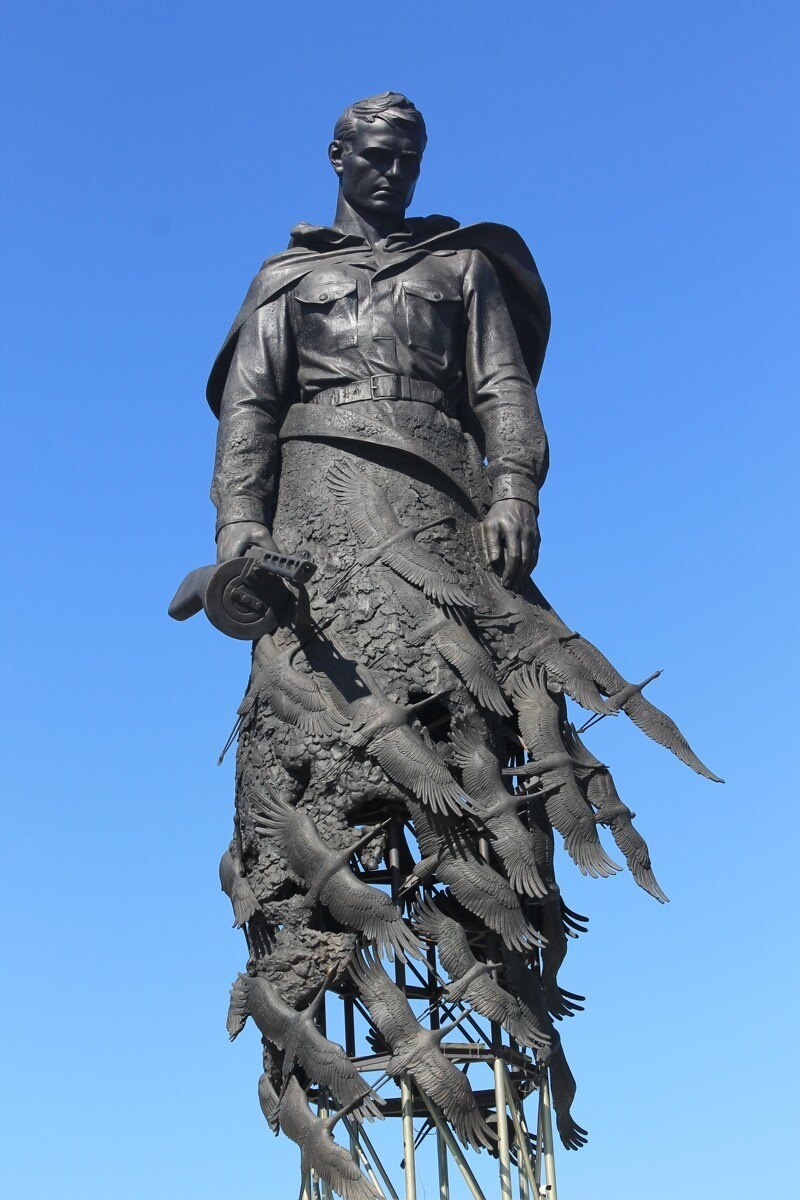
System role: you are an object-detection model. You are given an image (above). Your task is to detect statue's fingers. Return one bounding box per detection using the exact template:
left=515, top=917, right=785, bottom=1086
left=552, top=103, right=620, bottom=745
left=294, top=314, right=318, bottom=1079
left=501, top=523, right=521, bottom=588
left=483, top=518, right=502, bottom=564
left=514, top=528, right=535, bottom=590
left=529, top=527, right=541, bottom=572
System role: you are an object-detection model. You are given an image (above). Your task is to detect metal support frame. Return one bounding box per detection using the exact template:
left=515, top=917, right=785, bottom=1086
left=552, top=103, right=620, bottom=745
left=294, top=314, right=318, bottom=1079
left=288, top=814, right=560, bottom=1200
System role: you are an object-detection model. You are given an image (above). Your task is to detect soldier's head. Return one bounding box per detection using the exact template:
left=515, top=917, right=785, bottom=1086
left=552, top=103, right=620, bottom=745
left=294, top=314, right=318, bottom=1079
left=329, top=92, right=426, bottom=221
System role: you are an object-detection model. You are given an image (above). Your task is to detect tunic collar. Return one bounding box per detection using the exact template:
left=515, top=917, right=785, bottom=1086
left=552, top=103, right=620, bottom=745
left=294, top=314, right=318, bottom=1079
left=288, top=216, right=458, bottom=253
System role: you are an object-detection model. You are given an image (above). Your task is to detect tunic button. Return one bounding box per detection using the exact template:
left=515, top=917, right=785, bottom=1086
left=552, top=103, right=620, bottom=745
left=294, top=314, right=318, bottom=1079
left=433, top=291, right=442, bottom=300
left=319, top=292, right=329, bottom=301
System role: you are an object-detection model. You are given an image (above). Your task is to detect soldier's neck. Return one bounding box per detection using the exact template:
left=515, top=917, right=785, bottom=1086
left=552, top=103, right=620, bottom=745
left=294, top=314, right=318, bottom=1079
left=332, top=195, right=406, bottom=246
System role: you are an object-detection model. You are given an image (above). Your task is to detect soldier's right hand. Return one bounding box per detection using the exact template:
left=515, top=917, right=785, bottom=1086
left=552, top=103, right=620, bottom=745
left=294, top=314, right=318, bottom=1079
left=216, top=521, right=279, bottom=563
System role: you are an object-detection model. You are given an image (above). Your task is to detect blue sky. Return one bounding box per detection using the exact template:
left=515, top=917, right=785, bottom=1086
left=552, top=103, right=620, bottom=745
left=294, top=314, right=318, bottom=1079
left=1, top=2, right=798, bottom=1197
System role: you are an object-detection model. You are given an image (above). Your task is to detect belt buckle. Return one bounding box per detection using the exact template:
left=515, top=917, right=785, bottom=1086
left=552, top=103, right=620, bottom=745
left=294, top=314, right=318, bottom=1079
left=370, top=374, right=397, bottom=400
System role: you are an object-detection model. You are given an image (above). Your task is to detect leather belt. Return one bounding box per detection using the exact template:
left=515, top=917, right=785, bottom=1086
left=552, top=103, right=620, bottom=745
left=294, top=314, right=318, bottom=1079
left=310, top=375, right=444, bottom=407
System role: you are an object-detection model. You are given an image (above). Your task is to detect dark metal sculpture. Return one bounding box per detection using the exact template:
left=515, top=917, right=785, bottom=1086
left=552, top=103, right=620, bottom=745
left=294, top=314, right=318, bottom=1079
left=173, top=90, right=720, bottom=1199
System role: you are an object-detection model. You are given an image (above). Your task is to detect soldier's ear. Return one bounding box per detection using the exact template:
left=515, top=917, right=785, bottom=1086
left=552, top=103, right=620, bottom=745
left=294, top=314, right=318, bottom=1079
left=329, top=141, right=345, bottom=176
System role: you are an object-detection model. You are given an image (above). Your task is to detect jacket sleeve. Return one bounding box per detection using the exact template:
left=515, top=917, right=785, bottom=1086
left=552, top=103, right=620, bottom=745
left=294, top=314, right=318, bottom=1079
left=463, top=249, right=549, bottom=510
left=210, top=293, right=297, bottom=535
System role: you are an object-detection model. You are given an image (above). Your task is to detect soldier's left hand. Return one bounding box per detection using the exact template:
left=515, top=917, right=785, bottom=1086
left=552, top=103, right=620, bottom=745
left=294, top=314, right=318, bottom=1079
left=483, top=499, right=540, bottom=591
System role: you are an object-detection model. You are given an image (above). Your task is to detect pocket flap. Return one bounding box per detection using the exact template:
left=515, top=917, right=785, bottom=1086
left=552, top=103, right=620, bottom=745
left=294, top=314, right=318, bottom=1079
left=294, top=275, right=358, bottom=304
left=402, top=276, right=461, bottom=302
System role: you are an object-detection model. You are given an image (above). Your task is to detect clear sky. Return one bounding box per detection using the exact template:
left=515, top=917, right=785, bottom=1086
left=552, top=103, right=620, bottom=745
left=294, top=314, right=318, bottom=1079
left=1, top=2, right=798, bottom=1198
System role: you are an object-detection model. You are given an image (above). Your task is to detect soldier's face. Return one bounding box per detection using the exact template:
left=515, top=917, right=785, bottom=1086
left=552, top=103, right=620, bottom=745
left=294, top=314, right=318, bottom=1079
left=330, top=123, right=423, bottom=220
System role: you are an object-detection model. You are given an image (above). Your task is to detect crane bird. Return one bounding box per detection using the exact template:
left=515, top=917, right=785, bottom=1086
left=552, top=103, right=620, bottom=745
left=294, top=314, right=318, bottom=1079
left=279, top=1075, right=382, bottom=1200
left=227, top=971, right=383, bottom=1121
left=349, top=948, right=494, bottom=1152
left=508, top=666, right=621, bottom=879
left=326, top=457, right=474, bottom=608
left=450, top=723, right=549, bottom=897
left=412, top=896, right=551, bottom=1053
left=249, top=783, right=422, bottom=963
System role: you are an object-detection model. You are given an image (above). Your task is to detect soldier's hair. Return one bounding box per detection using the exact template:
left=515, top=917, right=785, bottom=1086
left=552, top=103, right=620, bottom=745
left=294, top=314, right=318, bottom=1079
left=333, top=93, right=427, bottom=155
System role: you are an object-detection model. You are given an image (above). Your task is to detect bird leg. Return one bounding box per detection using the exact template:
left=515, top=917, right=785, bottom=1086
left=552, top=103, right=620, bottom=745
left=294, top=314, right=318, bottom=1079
left=325, top=1087, right=380, bottom=1132
left=501, top=752, right=584, bottom=779
left=347, top=819, right=392, bottom=860
left=404, top=687, right=455, bottom=717
left=434, top=1005, right=474, bottom=1039
left=304, top=967, right=338, bottom=1023
left=217, top=715, right=243, bottom=765
left=576, top=670, right=662, bottom=733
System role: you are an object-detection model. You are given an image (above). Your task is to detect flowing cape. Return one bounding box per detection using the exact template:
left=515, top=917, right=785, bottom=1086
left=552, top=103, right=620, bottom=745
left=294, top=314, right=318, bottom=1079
left=206, top=216, right=551, bottom=417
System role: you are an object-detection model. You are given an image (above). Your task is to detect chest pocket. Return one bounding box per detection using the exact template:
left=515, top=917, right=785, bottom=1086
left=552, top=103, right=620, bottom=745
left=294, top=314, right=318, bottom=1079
left=402, top=276, right=462, bottom=353
left=293, top=274, right=359, bottom=351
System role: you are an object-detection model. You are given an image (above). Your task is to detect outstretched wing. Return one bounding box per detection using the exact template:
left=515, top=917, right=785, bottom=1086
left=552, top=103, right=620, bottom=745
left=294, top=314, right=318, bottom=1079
left=439, top=843, right=544, bottom=954
left=249, top=784, right=328, bottom=882
left=409, top=1046, right=495, bottom=1151
left=450, top=725, right=512, bottom=803
left=299, top=1021, right=381, bottom=1116
left=321, top=870, right=423, bottom=962
left=349, top=949, right=421, bottom=1045
left=498, top=603, right=611, bottom=713
left=371, top=726, right=467, bottom=815
left=219, top=850, right=260, bottom=927
left=326, top=459, right=399, bottom=547
left=279, top=1078, right=382, bottom=1200
left=414, top=900, right=550, bottom=1048
left=226, top=973, right=250, bottom=1040
left=381, top=537, right=475, bottom=609
left=450, top=727, right=548, bottom=897
left=431, top=624, right=510, bottom=715
left=549, top=1042, right=588, bottom=1150
left=244, top=639, right=346, bottom=738
left=536, top=640, right=614, bottom=715
left=586, top=770, right=669, bottom=903
left=566, top=634, right=721, bottom=780
left=621, top=690, right=722, bottom=781
left=412, top=896, right=474, bottom=978
left=227, top=973, right=293, bottom=1047
left=511, top=672, right=620, bottom=878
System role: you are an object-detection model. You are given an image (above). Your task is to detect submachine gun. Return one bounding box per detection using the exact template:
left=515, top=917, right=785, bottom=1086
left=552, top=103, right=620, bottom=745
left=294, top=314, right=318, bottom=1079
left=168, top=547, right=317, bottom=640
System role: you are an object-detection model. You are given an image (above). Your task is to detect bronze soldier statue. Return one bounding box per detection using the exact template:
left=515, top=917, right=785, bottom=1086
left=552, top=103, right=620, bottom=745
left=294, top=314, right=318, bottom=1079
left=190, top=93, right=719, bottom=1198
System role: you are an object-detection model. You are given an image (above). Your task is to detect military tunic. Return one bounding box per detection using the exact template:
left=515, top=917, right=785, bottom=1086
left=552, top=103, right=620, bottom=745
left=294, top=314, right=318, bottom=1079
left=211, top=223, right=548, bottom=535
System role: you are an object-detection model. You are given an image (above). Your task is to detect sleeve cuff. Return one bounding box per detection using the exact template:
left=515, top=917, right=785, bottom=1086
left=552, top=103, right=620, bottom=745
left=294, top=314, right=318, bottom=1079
left=490, top=475, right=540, bottom=510
left=215, top=497, right=268, bottom=536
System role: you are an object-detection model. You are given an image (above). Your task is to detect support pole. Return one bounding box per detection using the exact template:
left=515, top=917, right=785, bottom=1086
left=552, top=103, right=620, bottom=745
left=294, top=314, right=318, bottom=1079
left=499, top=1066, right=538, bottom=1198
left=343, top=996, right=362, bottom=1174
left=436, top=1127, right=450, bottom=1200
left=519, top=1157, right=530, bottom=1200
left=400, top=1077, right=417, bottom=1200
left=342, top=1117, right=398, bottom=1200
left=494, top=1058, right=513, bottom=1200
left=539, top=1071, right=558, bottom=1200
left=534, top=1083, right=544, bottom=1194
left=340, top=1116, right=390, bottom=1200
left=417, top=1093, right=488, bottom=1200
left=427, top=943, right=449, bottom=1200
left=387, top=819, right=416, bottom=1200
left=317, top=1096, right=334, bottom=1200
